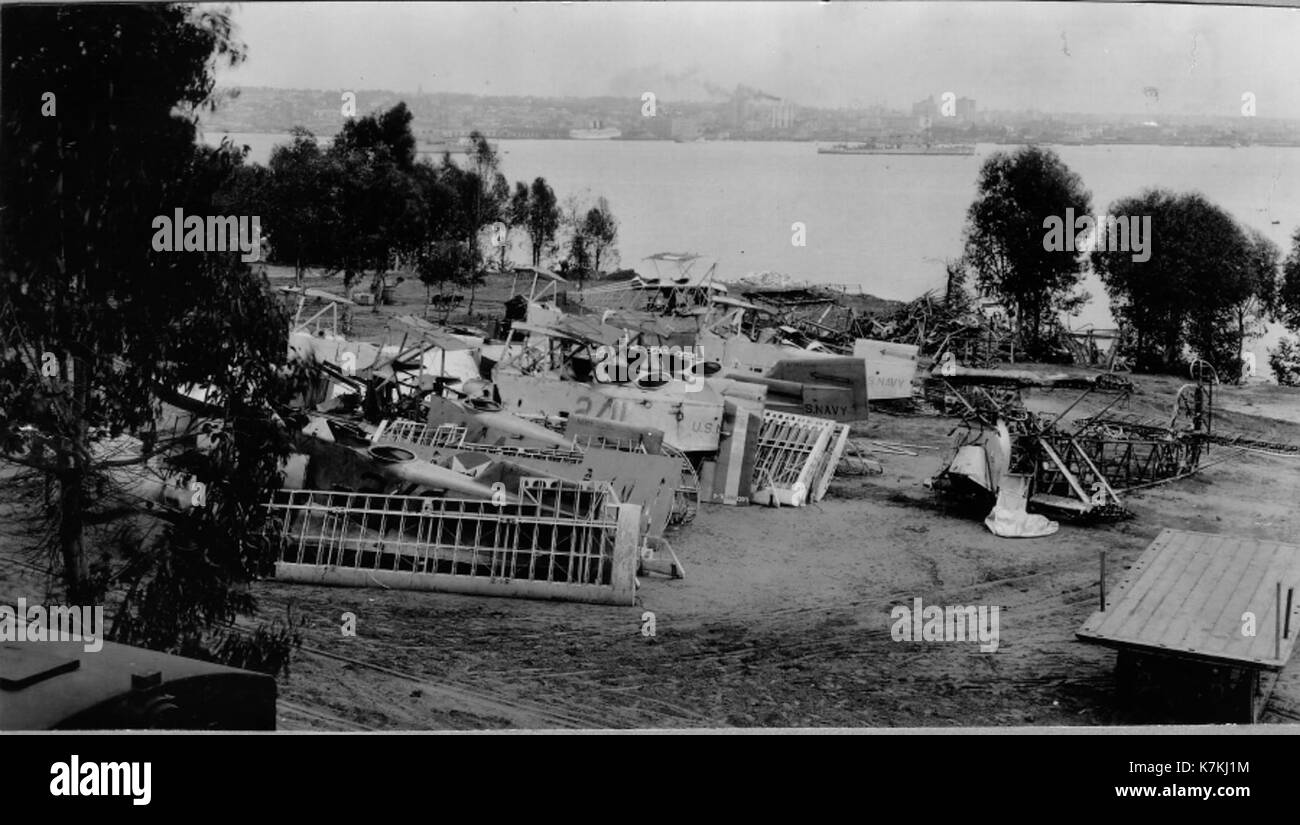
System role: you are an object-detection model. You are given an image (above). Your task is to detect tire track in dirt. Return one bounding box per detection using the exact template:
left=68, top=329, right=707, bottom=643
left=543, top=547, right=1173, bottom=726
left=252, top=582, right=710, bottom=729
left=293, top=644, right=615, bottom=729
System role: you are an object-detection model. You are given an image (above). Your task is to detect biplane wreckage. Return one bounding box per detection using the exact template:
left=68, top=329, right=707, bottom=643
left=576, top=252, right=921, bottom=402
left=203, top=262, right=895, bottom=605
left=925, top=355, right=1296, bottom=536
left=40, top=250, right=1293, bottom=611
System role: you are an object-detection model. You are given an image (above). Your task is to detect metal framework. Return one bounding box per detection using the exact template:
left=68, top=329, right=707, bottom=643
left=374, top=418, right=698, bottom=529
left=1065, top=433, right=1200, bottom=491
left=932, top=376, right=1213, bottom=519
left=264, top=480, right=640, bottom=605
left=464, top=442, right=587, bottom=464
left=373, top=419, right=468, bottom=449
left=570, top=434, right=650, bottom=454
left=750, top=410, right=837, bottom=507
left=378, top=418, right=588, bottom=464
left=661, top=443, right=701, bottom=526
left=576, top=253, right=720, bottom=314
left=282, top=287, right=355, bottom=337
left=809, top=423, right=851, bottom=503
left=1011, top=435, right=1128, bottom=519
left=510, top=266, right=567, bottom=304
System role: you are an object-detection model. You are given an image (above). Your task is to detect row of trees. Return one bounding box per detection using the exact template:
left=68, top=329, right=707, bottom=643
left=1271, top=240, right=1300, bottom=384
left=962, top=144, right=1300, bottom=380
left=2, top=3, right=306, bottom=667
left=244, top=106, right=620, bottom=315
left=1093, top=192, right=1281, bottom=378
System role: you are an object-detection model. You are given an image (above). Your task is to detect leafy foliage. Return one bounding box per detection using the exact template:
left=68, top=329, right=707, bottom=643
left=332, top=101, right=417, bottom=170
left=558, top=193, right=620, bottom=285
left=415, top=239, right=475, bottom=319
left=503, top=181, right=531, bottom=269
left=264, top=128, right=332, bottom=284
left=1093, top=190, right=1276, bottom=378
left=524, top=177, right=561, bottom=268
left=582, top=196, right=620, bottom=276
left=1268, top=336, right=1300, bottom=387
left=963, top=145, right=1092, bottom=355
left=1277, top=227, right=1300, bottom=334
left=1, top=3, right=309, bottom=668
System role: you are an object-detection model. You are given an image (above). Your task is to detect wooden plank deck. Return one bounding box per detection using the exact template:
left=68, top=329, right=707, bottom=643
left=1078, top=528, right=1300, bottom=669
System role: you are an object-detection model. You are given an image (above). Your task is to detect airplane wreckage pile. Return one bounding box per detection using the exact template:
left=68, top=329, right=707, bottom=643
left=79, top=254, right=1295, bottom=607
left=99, top=255, right=918, bottom=607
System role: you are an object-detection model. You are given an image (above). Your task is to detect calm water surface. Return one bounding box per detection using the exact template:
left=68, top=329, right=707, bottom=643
left=209, top=131, right=1300, bottom=375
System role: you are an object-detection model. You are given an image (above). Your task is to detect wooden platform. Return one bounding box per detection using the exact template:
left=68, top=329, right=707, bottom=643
left=1078, top=528, right=1300, bottom=669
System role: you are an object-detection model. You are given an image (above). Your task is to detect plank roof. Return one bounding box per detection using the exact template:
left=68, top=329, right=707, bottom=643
left=1078, top=528, right=1300, bottom=669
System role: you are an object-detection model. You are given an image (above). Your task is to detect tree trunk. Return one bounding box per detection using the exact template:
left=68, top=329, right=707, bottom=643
left=466, top=232, right=479, bottom=317
left=1015, top=296, right=1031, bottom=354
left=1237, top=310, right=1247, bottom=384
left=59, top=360, right=93, bottom=603
left=1030, top=295, right=1043, bottom=355
left=57, top=466, right=89, bottom=602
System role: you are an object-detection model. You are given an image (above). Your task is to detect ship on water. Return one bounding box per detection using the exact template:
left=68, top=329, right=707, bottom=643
left=570, top=119, right=622, bottom=140
left=415, top=136, right=505, bottom=158
left=818, top=140, right=975, bottom=156
left=418, top=140, right=471, bottom=156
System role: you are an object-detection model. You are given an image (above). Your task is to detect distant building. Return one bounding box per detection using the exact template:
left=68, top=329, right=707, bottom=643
left=912, top=96, right=939, bottom=119
left=738, top=97, right=795, bottom=131
left=731, top=98, right=747, bottom=131
left=884, top=113, right=924, bottom=135
left=768, top=101, right=795, bottom=130
left=914, top=95, right=977, bottom=122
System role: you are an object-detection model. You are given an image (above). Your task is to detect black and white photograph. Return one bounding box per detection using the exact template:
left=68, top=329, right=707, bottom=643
left=2, top=0, right=1299, bottom=767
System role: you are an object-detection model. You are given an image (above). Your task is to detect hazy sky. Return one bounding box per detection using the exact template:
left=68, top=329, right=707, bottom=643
left=215, top=2, right=1300, bottom=117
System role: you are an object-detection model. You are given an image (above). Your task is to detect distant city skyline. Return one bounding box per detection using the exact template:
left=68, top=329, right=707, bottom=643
left=213, top=2, right=1300, bottom=119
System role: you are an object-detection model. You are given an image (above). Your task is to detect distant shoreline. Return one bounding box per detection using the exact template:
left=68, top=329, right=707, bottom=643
left=203, top=130, right=1300, bottom=151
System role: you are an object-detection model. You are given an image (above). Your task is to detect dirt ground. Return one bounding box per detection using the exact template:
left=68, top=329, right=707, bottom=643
left=240, top=393, right=1300, bottom=730
left=4, top=270, right=1300, bottom=729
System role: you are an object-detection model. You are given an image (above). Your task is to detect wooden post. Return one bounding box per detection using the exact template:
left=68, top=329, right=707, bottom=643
left=1286, top=587, right=1294, bottom=640
left=610, top=504, right=642, bottom=606
left=1276, top=582, right=1283, bottom=661
left=1099, top=550, right=1107, bottom=611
